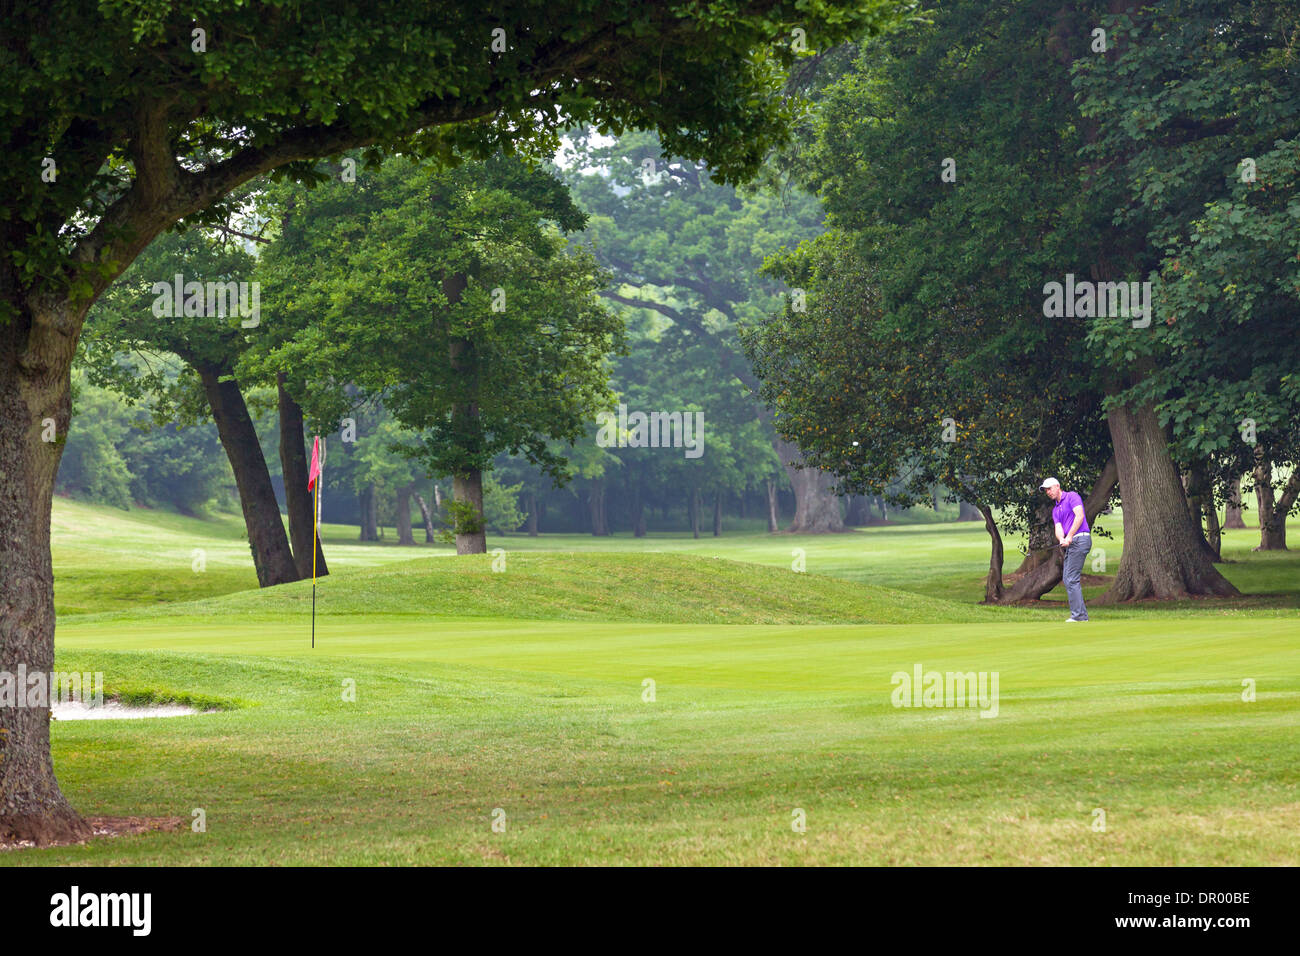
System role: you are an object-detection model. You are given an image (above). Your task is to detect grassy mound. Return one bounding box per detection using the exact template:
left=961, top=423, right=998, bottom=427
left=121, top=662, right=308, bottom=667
left=79, top=551, right=1001, bottom=626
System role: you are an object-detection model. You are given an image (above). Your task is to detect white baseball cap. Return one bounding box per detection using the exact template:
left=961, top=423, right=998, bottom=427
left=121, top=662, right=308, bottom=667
left=1039, top=477, right=1060, bottom=489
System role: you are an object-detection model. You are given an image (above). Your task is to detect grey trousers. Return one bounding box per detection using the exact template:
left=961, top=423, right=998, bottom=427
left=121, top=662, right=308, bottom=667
left=1062, top=533, right=1091, bottom=620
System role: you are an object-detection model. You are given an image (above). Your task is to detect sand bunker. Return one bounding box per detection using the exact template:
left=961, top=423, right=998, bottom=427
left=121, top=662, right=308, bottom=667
left=52, top=700, right=203, bottom=720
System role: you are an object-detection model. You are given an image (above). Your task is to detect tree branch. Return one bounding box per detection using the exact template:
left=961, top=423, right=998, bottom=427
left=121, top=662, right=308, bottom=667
left=65, top=14, right=644, bottom=308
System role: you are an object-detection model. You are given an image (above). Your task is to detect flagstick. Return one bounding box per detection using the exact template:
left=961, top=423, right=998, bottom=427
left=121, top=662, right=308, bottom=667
left=311, top=469, right=319, bottom=648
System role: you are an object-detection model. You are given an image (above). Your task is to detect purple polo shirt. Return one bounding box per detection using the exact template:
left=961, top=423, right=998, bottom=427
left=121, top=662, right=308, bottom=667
left=1052, top=490, right=1090, bottom=535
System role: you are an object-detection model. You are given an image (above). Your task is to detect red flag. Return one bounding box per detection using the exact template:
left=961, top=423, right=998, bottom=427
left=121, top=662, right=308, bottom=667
left=307, top=436, right=322, bottom=491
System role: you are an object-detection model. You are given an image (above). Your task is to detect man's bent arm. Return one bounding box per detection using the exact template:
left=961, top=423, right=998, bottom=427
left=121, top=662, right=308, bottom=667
left=1067, top=506, right=1085, bottom=538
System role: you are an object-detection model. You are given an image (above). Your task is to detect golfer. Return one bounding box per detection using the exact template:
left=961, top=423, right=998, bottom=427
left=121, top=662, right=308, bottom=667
left=1040, top=477, right=1090, bottom=622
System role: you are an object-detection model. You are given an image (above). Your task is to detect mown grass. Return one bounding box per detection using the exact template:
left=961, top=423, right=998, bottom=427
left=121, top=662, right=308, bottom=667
left=7, top=498, right=1294, bottom=866
left=71, top=551, right=1010, bottom=627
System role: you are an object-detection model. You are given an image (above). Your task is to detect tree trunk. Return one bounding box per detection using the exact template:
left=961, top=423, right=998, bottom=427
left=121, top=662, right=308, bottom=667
left=1277, top=467, right=1300, bottom=545
left=1183, top=462, right=1220, bottom=563
left=765, top=479, right=780, bottom=532
left=526, top=491, right=539, bottom=537
left=630, top=486, right=646, bottom=538
left=0, top=303, right=91, bottom=845
left=975, top=503, right=1005, bottom=603
left=277, top=376, right=327, bottom=578
left=452, top=469, right=487, bottom=554
left=415, top=492, right=437, bottom=542
left=1011, top=501, right=1058, bottom=575
left=690, top=488, right=701, bottom=538
left=843, top=494, right=873, bottom=526
left=1205, top=491, right=1222, bottom=560
left=1253, top=458, right=1279, bottom=548
left=396, top=481, right=416, bottom=545
left=1223, top=475, right=1247, bottom=529
left=359, top=483, right=379, bottom=541
left=1253, top=453, right=1298, bottom=551
left=587, top=481, right=608, bottom=536
left=712, top=490, right=722, bottom=536
left=1097, top=402, right=1238, bottom=602
left=774, top=437, right=844, bottom=532
left=366, top=484, right=381, bottom=540
left=198, top=366, right=299, bottom=588
left=996, top=456, right=1118, bottom=605
left=445, top=275, right=487, bottom=555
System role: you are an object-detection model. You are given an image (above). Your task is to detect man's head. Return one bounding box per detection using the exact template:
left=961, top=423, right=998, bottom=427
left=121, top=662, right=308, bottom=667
left=1040, top=477, right=1062, bottom=502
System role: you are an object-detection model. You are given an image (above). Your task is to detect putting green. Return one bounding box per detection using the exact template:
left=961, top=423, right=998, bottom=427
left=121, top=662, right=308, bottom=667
left=57, top=615, right=1300, bottom=695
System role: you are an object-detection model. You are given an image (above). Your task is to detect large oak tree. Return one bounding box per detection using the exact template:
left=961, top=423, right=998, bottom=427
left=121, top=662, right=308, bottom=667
left=1075, top=0, right=1300, bottom=555
left=763, top=0, right=1243, bottom=604
left=0, top=0, right=909, bottom=844
left=255, top=154, right=621, bottom=554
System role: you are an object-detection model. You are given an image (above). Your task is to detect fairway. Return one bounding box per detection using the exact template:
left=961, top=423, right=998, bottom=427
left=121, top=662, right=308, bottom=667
left=10, top=500, right=1298, bottom=866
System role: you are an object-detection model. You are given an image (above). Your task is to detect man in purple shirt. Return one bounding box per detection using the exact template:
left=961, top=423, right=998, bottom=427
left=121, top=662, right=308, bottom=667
left=1040, top=477, right=1091, bottom=622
